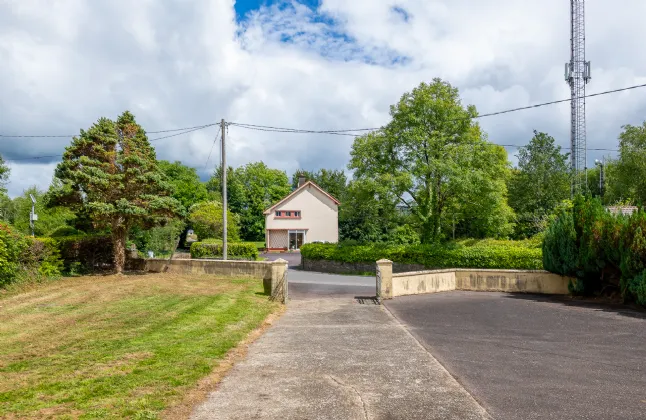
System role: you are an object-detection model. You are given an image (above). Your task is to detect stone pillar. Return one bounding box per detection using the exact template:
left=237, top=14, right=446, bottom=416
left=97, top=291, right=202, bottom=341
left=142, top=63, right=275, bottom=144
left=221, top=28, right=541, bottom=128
left=376, top=259, right=393, bottom=299
left=270, top=259, right=289, bottom=304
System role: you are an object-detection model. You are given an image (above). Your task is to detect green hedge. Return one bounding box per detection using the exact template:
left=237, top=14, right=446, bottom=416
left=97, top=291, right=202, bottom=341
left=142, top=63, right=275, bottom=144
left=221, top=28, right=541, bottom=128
left=54, top=235, right=114, bottom=274
left=301, top=240, right=543, bottom=270
left=543, top=196, right=646, bottom=304
left=0, top=222, right=64, bottom=287
left=190, top=241, right=259, bottom=261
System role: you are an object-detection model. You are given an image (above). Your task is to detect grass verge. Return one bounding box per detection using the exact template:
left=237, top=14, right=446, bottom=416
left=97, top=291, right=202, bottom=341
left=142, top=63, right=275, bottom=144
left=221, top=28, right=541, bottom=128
left=0, top=273, right=280, bottom=419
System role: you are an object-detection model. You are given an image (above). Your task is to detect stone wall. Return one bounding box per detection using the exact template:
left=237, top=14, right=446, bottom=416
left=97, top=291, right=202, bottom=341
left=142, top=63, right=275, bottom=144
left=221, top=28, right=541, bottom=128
left=302, top=257, right=424, bottom=275
left=145, top=258, right=288, bottom=303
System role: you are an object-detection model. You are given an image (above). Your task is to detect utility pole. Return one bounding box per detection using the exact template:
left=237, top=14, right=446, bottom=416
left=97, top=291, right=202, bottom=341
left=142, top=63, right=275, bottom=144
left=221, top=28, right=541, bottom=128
left=565, top=0, right=591, bottom=195
left=29, top=194, right=37, bottom=237
left=221, top=119, right=228, bottom=260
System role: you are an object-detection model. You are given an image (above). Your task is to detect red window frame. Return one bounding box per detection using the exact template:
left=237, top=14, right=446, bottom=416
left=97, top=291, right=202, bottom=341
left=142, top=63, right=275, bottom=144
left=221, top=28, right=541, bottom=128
left=275, top=210, right=301, bottom=219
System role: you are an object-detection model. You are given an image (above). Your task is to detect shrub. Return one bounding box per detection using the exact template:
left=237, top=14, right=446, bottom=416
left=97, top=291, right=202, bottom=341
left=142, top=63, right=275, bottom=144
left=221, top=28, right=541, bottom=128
left=190, top=241, right=258, bottom=261
left=188, top=201, right=240, bottom=242
left=542, top=195, right=646, bottom=304
left=0, top=222, right=63, bottom=287
left=48, top=226, right=84, bottom=237
left=300, top=240, right=542, bottom=270
left=0, top=222, right=31, bottom=286
left=54, top=235, right=114, bottom=274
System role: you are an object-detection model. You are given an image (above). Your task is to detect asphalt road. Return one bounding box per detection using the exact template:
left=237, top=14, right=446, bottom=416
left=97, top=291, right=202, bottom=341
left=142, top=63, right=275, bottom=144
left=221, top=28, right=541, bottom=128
left=385, top=291, right=646, bottom=420
left=288, top=269, right=376, bottom=300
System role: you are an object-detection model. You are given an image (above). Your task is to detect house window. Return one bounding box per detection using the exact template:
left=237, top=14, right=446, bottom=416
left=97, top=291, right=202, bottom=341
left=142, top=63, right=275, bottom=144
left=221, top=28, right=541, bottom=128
left=275, top=210, right=301, bottom=218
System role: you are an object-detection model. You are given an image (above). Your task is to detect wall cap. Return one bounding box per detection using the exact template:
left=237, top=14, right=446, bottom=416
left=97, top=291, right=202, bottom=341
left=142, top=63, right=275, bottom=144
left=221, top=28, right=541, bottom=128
left=376, top=259, right=393, bottom=264
left=271, top=258, right=289, bottom=265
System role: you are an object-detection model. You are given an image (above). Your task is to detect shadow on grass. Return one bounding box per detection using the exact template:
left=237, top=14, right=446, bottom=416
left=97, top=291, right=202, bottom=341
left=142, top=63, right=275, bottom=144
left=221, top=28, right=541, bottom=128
left=503, top=293, right=646, bottom=320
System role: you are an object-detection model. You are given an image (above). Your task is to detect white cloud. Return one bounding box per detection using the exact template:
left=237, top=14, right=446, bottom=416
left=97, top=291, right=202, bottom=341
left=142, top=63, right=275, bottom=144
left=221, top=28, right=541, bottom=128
left=1, top=0, right=646, bottom=197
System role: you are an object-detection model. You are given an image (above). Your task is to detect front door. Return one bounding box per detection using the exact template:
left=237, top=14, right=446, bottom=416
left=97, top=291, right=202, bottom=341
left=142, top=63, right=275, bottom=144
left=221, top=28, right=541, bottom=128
left=289, top=231, right=305, bottom=250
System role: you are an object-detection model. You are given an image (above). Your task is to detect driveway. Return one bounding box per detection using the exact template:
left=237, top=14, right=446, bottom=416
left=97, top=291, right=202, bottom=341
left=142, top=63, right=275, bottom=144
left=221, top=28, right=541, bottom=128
left=260, top=252, right=301, bottom=267
left=385, top=291, right=646, bottom=420
left=191, top=272, right=490, bottom=419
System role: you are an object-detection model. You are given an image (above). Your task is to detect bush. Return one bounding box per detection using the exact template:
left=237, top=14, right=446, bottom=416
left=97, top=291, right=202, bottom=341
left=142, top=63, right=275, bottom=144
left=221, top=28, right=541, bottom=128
left=300, top=240, right=542, bottom=270
left=48, top=226, right=84, bottom=237
left=188, top=201, right=240, bottom=242
left=190, top=241, right=259, bottom=261
left=0, top=222, right=31, bottom=286
left=542, top=195, right=646, bottom=304
left=54, top=235, right=114, bottom=274
left=0, top=222, right=63, bottom=287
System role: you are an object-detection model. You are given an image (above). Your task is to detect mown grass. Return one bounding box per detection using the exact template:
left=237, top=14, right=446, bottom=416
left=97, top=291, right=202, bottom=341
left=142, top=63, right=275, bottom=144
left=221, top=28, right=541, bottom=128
left=0, top=273, right=279, bottom=419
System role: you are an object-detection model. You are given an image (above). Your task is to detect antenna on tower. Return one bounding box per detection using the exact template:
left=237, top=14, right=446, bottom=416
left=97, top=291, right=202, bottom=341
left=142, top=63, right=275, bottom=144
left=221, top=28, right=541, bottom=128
left=565, top=0, right=591, bottom=195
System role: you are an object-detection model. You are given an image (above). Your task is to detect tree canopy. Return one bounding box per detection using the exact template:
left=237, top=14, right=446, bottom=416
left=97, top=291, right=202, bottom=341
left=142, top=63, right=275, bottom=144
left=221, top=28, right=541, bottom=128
left=158, top=160, right=209, bottom=212
left=188, top=201, right=240, bottom=241
left=291, top=169, right=347, bottom=201
left=612, top=122, right=646, bottom=204
left=350, top=79, right=513, bottom=243
left=208, top=162, right=290, bottom=241
left=52, top=111, right=183, bottom=273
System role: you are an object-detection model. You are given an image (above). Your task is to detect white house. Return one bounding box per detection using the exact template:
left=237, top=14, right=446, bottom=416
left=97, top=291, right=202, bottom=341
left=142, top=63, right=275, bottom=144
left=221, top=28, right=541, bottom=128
left=264, top=177, right=340, bottom=251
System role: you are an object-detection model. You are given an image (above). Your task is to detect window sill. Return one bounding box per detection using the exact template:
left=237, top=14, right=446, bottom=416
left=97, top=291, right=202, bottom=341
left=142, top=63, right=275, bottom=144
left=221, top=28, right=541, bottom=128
left=274, top=217, right=302, bottom=220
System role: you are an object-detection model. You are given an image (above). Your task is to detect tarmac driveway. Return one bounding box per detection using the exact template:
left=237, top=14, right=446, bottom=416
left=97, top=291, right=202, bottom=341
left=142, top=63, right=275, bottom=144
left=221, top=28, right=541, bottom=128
left=385, top=291, right=646, bottom=420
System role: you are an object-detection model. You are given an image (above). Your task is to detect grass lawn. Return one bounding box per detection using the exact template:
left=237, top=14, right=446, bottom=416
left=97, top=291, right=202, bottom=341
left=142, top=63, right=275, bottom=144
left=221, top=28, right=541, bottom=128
left=0, top=273, right=280, bottom=419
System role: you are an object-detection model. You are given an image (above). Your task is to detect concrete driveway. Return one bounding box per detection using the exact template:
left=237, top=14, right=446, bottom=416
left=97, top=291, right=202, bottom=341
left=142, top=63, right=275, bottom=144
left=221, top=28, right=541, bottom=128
left=385, top=291, right=646, bottom=420
left=192, top=273, right=491, bottom=420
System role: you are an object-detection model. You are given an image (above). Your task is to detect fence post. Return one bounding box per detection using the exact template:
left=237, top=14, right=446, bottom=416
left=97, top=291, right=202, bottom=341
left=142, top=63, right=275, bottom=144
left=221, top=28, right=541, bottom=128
left=376, top=259, right=393, bottom=300
left=270, top=258, right=289, bottom=304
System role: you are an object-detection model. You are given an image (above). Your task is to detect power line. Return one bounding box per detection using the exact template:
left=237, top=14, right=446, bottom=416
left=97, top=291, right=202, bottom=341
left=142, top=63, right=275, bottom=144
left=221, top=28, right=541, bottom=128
left=203, top=128, right=222, bottom=171
left=0, top=123, right=217, bottom=139
left=6, top=125, right=214, bottom=162
left=230, top=82, right=646, bottom=135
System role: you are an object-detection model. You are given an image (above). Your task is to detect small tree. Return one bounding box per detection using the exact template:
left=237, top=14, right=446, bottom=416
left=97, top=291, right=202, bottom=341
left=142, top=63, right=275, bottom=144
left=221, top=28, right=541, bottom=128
left=188, top=201, right=240, bottom=241
left=53, top=111, right=182, bottom=273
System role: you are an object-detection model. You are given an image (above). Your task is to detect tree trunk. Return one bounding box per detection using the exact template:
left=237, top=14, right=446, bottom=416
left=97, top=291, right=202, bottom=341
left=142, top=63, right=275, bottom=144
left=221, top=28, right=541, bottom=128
left=112, top=225, right=127, bottom=274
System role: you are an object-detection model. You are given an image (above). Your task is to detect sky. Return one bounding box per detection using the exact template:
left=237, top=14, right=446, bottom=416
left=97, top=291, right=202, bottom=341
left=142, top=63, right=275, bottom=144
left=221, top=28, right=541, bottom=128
left=1, top=0, right=646, bottom=197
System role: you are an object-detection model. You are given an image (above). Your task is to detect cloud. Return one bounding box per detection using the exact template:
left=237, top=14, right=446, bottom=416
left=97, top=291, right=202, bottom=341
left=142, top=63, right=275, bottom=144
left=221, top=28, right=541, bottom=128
left=1, top=0, right=646, bottom=197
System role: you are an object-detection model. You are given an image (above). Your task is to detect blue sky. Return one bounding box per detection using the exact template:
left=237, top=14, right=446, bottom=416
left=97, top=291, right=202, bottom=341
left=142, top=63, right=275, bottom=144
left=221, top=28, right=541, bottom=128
left=235, top=0, right=320, bottom=20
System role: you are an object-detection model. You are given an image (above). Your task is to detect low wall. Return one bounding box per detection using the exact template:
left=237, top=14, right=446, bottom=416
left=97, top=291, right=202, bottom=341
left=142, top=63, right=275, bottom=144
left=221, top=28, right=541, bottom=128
left=454, top=269, right=570, bottom=295
left=377, top=260, right=573, bottom=298
left=145, top=258, right=288, bottom=303
left=392, top=270, right=456, bottom=296
left=303, top=257, right=424, bottom=275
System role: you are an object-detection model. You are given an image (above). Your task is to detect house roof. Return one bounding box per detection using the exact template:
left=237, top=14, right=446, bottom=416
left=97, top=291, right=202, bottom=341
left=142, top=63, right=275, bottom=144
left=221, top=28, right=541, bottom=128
left=263, top=180, right=340, bottom=215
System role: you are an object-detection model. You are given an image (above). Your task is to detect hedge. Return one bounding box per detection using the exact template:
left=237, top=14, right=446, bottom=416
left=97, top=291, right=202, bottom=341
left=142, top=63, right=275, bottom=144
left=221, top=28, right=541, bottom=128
left=54, top=235, right=114, bottom=274
left=543, top=196, right=646, bottom=305
left=0, top=222, right=64, bottom=287
left=300, top=240, right=543, bottom=270
left=190, top=241, right=259, bottom=261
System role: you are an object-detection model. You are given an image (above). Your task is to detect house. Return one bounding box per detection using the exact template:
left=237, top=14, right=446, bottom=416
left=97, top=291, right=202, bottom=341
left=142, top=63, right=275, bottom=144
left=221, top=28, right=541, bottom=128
left=264, top=176, right=340, bottom=251
left=606, top=206, right=638, bottom=216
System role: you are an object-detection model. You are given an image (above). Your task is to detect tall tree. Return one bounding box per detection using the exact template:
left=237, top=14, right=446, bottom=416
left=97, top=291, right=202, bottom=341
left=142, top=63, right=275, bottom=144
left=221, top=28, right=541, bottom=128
left=613, top=122, right=646, bottom=204
left=507, top=131, right=571, bottom=237
left=158, top=160, right=209, bottom=212
left=53, top=111, right=182, bottom=273
left=290, top=169, right=347, bottom=200
left=350, top=79, right=513, bottom=243
left=208, top=162, right=291, bottom=241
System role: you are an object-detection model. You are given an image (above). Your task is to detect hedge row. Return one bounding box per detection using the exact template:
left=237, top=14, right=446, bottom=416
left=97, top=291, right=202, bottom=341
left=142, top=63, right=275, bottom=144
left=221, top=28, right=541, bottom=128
left=0, top=222, right=64, bottom=287
left=300, top=240, right=543, bottom=270
left=543, top=196, right=646, bottom=305
left=190, top=241, right=259, bottom=261
left=54, top=235, right=114, bottom=274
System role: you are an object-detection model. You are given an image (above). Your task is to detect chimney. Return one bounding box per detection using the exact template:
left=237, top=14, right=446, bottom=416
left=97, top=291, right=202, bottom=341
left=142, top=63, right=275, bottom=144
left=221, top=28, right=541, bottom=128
left=298, top=174, right=307, bottom=188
